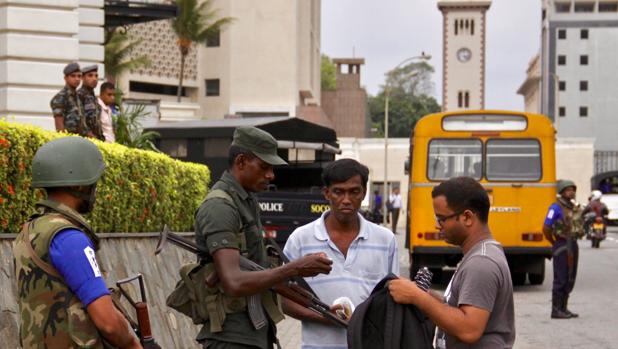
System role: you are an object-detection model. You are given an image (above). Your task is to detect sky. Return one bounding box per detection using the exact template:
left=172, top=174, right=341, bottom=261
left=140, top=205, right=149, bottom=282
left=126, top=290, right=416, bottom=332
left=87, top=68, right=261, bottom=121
left=321, top=0, right=541, bottom=111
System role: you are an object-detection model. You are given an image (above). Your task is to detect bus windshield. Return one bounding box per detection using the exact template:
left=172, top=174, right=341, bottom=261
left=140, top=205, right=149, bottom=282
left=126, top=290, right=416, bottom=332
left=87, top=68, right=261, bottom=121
left=428, top=139, right=482, bottom=180
left=486, top=139, right=541, bottom=181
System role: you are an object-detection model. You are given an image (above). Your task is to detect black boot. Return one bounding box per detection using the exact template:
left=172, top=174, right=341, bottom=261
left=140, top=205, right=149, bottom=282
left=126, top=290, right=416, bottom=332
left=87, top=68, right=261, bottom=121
left=551, top=294, right=572, bottom=319
left=563, top=295, right=579, bottom=318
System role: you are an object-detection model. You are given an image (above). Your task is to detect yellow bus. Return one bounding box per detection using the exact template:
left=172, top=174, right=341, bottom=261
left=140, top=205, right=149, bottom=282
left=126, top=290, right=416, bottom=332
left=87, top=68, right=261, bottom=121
left=406, top=110, right=554, bottom=285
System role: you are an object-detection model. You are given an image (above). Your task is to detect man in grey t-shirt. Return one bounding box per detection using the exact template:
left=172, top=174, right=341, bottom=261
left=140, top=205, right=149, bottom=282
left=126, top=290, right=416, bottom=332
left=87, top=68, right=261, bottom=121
left=389, top=177, right=515, bottom=348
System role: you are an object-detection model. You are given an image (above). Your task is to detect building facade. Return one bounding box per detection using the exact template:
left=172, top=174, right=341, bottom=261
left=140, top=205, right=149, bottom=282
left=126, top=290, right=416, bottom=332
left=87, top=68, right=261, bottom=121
left=121, top=0, right=323, bottom=122
left=321, top=58, right=368, bottom=138
left=517, top=54, right=542, bottom=113
left=540, top=0, right=618, bottom=151
left=0, top=0, right=104, bottom=129
left=438, top=0, right=491, bottom=111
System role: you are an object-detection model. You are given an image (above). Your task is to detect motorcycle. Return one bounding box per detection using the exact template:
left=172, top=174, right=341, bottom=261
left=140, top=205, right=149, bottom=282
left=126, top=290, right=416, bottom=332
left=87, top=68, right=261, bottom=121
left=585, top=215, right=606, bottom=248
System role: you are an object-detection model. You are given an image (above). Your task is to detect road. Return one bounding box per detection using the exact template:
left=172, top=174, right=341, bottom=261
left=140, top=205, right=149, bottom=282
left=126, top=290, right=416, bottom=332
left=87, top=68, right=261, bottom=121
left=276, top=228, right=618, bottom=348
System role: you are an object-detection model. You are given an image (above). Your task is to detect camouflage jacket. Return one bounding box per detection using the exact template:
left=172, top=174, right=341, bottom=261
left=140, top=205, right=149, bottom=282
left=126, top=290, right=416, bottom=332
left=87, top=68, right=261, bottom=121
left=77, top=86, right=104, bottom=140
left=554, top=198, right=585, bottom=239
left=50, top=86, right=88, bottom=136
left=13, top=200, right=103, bottom=349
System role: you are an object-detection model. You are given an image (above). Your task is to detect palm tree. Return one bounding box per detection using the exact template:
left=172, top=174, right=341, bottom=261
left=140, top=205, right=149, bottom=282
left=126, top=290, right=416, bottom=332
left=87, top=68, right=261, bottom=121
left=171, top=0, right=233, bottom=102
left=104, top=29, right=151, bottom=83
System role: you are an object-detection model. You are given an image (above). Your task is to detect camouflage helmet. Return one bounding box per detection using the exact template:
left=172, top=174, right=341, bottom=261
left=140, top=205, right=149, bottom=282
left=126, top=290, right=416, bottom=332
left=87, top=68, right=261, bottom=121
left=557, top=179, right=577, bottom=194
left=31, top=137, right=105, bottom=188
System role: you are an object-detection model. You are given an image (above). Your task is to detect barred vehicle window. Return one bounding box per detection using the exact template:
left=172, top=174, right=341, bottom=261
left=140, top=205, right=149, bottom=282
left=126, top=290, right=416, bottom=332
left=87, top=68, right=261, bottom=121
left=486, top=139, right=541, bottom=181
left=427, top=139, right=482, bottom=180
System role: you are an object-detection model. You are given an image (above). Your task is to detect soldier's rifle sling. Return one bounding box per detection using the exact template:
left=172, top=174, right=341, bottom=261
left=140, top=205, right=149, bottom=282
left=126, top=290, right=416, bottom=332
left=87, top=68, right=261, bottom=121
left=156, top=226, right=348, bottom=327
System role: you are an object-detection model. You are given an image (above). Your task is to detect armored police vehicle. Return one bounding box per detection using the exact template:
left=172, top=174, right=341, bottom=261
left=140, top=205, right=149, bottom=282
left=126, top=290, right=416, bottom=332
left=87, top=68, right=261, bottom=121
left=146, top=117, right=340, bottom=246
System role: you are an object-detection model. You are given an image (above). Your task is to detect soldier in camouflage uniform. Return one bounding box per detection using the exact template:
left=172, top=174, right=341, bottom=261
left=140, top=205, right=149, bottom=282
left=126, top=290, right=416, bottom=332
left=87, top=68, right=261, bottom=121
left=51, top=62, right=92, bottom=137
left=77, top=65, right=104, bottom=140
left=542, top=179, right=584, bottom=319
left=13, top=137, right=141, bottom=349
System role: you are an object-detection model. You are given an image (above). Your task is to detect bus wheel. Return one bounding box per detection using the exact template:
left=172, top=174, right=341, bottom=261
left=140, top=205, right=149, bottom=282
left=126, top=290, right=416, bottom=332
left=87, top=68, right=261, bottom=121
left=529, top=270, right=545, bottom=285
left=511, top=272, right=526, bottom=286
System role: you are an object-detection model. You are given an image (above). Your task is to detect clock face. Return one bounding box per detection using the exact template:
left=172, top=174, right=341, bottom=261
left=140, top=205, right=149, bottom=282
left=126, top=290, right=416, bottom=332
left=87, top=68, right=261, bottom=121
left=457, top=48, right=472, bottom=62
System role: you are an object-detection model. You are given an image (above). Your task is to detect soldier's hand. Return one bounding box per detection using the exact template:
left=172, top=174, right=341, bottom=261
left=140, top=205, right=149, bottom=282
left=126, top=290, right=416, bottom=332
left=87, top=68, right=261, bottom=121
left=287, top=252, right=332, bottom=277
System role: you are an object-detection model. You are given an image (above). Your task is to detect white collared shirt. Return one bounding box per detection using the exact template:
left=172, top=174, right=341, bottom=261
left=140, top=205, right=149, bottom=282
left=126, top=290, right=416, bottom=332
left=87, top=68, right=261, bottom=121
left=283, top=211, right=399, bottom=349
left=97, top=98, right=115, bottom=143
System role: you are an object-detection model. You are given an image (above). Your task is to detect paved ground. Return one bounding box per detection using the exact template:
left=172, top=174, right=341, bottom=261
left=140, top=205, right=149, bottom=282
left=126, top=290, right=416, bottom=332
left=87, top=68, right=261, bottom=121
left=276, top=227, right=618, bottom=348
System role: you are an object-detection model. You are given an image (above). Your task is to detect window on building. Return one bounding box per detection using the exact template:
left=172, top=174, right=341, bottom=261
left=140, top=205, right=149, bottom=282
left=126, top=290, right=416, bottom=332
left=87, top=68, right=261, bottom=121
left=558, top=55, right=567, bottom=65
left=206, top=30, right=220, bottom=47
left=580, top=55, right=589, bottom=65
left=581, top=29, right=589, bottom=39
left=160, top=139, right=188, bottom=158
left=558, top=29, right=567, bottom=39
left=129, top=81, right=186, bottom=96
left=555, top=2, right=571, bottom=12
left=458, top=91, right=463, bottom=108
left=559, top=81, right=566, bottom=91
left=599, top=2, right=618, bottom=12
left=454, top=20, right=458, bottom=35
left=580, top=80, right=588, bottom=91
left=471, top=20, right=475, bottom=35
left=559, top=107, right=566, bottom=117
left=574, top=2, right=595, bottom=12
left=205, top=79, right=220, bottom=96
left=580, top=106, right=588, bottom=117
left=464, top=91, right=470, bottom=108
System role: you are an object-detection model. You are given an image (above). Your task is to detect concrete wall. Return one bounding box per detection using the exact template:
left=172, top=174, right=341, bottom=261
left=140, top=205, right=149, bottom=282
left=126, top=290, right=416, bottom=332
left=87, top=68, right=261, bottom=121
left=338, top=138, right=410, bottom=229
left=0, top=0, right=104, bottom=129
left=556, top=137, right=595, bottom=201
left=0, top=234, right=202, bottom=349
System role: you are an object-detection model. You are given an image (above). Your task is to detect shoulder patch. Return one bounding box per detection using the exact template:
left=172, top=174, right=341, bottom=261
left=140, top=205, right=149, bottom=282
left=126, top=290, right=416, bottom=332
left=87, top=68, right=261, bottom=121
left=84, top=246, right=102, bottom=277
left=547, top=209, right=555, bottom=219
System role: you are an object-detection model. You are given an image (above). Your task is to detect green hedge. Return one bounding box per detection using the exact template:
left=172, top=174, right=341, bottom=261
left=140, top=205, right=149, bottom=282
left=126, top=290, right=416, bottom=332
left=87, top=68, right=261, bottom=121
left=0, top=120, right=210, bottom=233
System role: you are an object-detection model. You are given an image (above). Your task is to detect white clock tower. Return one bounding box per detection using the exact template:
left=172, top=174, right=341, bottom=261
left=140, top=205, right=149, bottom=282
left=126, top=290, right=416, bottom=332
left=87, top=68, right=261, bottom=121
left=438, top=0, right=491, bottom=111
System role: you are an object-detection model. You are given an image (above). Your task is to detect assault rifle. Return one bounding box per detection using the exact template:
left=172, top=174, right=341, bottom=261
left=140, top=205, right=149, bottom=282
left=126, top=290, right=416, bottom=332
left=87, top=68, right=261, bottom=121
left=155, top=225, right=348, bottom=327
left=109, top=274, right=161, bottom=349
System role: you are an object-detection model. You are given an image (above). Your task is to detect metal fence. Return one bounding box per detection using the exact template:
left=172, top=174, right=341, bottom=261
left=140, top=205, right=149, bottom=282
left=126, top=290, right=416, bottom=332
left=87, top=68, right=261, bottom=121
left=594, top=151, right=618, bottom=174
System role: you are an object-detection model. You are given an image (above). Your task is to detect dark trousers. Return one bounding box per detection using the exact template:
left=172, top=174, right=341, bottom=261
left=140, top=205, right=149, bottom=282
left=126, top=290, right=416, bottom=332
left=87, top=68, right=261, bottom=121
left=391, top=208, right=400, bottom=233
left=552, top=238, right=579, bottom=296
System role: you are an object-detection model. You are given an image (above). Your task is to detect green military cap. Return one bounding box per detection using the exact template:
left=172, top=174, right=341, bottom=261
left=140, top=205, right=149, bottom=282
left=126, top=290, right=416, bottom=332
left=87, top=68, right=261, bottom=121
left=81, top=64, right=98, bottom=74
left=63, top=62, right=81, bottom=75
left=232, top=126, right=287, bottom=165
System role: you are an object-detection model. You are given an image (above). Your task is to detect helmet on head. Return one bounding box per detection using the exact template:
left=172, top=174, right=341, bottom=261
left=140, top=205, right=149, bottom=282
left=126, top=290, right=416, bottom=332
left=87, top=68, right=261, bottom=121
left=556, top=179, right=576, bottom=194
left=590, top=190, right=602, bottom=201
left=32, top=137, right=105, bottom=188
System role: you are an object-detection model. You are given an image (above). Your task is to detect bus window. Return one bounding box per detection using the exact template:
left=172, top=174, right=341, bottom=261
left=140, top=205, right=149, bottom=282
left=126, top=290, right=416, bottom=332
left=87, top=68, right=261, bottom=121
left=427, top=139, right=482, bottom=180
left=486, top=139, right=541, bottom=181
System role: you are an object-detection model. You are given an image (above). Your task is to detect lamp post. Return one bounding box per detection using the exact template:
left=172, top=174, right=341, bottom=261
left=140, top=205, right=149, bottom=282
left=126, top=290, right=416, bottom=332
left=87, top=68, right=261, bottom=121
left=383, top=53, right=431, bottom=226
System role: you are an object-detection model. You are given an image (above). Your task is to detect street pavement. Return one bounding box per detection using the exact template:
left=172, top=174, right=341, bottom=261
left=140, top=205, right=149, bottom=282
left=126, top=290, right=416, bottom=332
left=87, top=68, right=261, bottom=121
left=276, top=227, right=618, bottom=348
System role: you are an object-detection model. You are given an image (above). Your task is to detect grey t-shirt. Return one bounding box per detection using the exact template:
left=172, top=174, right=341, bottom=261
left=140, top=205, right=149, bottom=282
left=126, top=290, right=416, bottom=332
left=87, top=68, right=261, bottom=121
left=435, top=239, right=515, bottom=349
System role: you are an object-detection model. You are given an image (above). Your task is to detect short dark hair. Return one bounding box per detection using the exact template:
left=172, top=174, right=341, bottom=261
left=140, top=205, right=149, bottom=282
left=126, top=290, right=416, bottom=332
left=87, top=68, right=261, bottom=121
left=100, top=82, right=115, bottom=93
left=322, top=158, right=369, bottom=189
left=228, top=145, right=255, bottom=167
left=431, top=177, right=490, bottom=223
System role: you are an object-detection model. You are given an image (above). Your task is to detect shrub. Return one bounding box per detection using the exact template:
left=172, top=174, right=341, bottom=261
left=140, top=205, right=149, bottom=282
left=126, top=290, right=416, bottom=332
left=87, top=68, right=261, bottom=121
left=0, top=120, right=210, bottom=233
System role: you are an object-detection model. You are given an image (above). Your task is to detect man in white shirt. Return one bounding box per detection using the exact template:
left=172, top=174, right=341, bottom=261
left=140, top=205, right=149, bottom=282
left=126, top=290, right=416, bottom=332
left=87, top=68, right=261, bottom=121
left=97, top=82, right=116, bottom=143
left=283, top=158, right=399, bottom=349
left=389, top=187, right=403, bottom=233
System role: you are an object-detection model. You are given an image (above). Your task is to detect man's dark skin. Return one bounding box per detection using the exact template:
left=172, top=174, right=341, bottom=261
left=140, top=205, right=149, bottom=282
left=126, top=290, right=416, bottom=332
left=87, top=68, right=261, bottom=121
left=46, top=187, right=142, bottom=349
left=53, top=71, right=81, bottom=132
left=543, top=186, right=576, bottom=244
left=282, top=175, right=366, bottom=325
left=213, top=152, right=333, bottom=298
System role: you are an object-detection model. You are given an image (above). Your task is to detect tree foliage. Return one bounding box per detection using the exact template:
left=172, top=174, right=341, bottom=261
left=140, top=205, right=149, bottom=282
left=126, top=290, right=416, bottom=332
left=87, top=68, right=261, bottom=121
left=321, top=54, right=337, bottom=90
left=368, top=61, right=441, bottom=138
left=113, top=103, right=160, bottom=152
left=171, top=0, right=234, bottom=102
left=104, top=29, right=151, bottom=83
